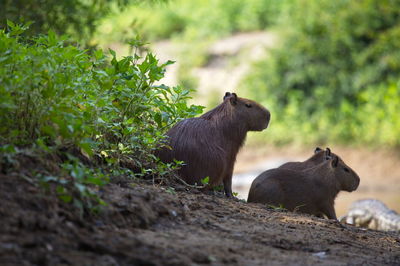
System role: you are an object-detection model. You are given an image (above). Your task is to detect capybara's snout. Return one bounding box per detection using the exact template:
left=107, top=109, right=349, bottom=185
left=264, top=109, right=271, bottom=129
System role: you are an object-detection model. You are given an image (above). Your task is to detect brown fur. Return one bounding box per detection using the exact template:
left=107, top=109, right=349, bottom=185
left=247, top=150, right=360, bottom=219
left=156, top=92, right=270, bottom=197
left=279, top=147, right=336, bottom=170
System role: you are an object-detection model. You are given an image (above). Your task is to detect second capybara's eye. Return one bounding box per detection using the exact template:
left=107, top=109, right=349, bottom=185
left=245, top=103, right=252, bottom=108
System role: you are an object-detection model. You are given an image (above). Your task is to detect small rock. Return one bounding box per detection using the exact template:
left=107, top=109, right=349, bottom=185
left=312, top=251, right=327, bottom=259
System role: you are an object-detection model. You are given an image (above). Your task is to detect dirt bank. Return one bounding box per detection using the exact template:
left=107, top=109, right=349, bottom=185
left=1, top=170, right=399, bottom=266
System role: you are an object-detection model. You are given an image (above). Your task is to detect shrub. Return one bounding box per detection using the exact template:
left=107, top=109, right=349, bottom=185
left=0, top=21, right=203, bottom=210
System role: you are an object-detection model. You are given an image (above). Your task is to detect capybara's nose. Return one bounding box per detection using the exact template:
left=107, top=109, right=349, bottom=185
left=265, top=110, right=271, bottom=129
left=353, top=175, right=360, bottom=191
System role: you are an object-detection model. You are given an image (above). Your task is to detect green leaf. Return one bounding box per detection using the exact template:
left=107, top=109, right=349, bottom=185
left=108, top=49, right=116, bottom=58
left=154, top=112, right=162, bottom=128
left=0, top=144, right=17, bottom=154
left=59, top=194, right=73, bottom=203
left=94, top=49, right=104, bottom=60
left=161, top=60, right=175, bottom=68
left=6, top=20, right=15, bottom=28
left=47, top=30, right=57, bottom=46
left=201, top=176, right=210, bottom=185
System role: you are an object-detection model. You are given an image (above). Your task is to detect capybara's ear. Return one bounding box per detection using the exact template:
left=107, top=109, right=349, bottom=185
left=331, top=156, right=339, bottom=168
left=223, top=92, right=231, bottom=100
left=325, top=147, right=331, bottom=159
left=229, top=93, right=238, bottom=105
left=314, top=147, right=322, bottom=153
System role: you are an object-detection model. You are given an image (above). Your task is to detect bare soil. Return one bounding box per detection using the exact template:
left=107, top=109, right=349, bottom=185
left=1, top=166, right=399, bottom=266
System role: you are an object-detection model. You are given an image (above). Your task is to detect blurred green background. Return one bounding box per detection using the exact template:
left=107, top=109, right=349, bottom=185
left=95, top=0, right=400, bottom=148
left=3, top=0, right=400, bottom=148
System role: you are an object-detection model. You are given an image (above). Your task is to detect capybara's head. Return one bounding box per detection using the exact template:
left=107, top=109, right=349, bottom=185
left=223, top=92, right=270, bottom=131
left=327, top=153, right=360, bottom=192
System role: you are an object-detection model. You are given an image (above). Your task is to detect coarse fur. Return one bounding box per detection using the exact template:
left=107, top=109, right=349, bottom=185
left=156, top=92, right=270, bottom=197
left=279, top=147, right=337, bottom=170
left=247, top=150, right=360, bottom=219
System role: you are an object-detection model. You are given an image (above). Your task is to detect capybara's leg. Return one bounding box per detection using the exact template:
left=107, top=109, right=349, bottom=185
left=223, top=178, right=233, bottom=197
left=223, top=162, right=236, bottom=197
left=322, top=204, right=337, bottom=220
left=223, top=170, right=233, bottom=197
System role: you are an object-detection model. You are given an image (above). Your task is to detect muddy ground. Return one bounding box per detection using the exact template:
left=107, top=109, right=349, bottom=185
left=1, top=167, right=399, bottom=266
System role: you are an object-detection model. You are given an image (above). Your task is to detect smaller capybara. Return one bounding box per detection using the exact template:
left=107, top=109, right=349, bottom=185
left=156, top=92, right=270, bottom=197
left=247, top=150, right=360, bottom=219
left=279, top=147, right=336, bottom=170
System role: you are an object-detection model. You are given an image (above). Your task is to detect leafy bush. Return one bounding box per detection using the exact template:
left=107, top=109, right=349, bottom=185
left=242, top=0, right=400, bottom=147
left=0, top=21, right=203, bottom=209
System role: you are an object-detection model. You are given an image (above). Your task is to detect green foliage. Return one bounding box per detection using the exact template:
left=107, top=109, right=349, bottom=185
left=212, top=185, right=224, bottom=192
left=1, top=0, right=168, bottom=44
left=0, top=22, right=203, bottom=209
left=39, top=154, right=108, bottom=214
left=94, top=0, right=291, bottom=44
left=1, top=0, right=120, bottom=43
left=242, top=0, right=400, bottom=147
left=353, top=83, right=400, bottom=146
left=201, top=176, right=210, bottom=185
left=267, top=204, right=286, bottom=211
left=94, top=0, right=291, bottom=101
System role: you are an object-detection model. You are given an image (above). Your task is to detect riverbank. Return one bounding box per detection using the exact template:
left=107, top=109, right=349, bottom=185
left=1, top=163, right=399, bottom=265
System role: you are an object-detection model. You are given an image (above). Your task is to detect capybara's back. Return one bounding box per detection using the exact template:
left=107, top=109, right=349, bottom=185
left=247, top=168, right=320, bottom=213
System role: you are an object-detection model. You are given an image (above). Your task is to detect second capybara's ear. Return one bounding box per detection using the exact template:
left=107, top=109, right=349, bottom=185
left=229, top=93, right=238, bottom=105
left=314, top=147, right=322, bottom=154
left=223, top=92, right=231, bottom=100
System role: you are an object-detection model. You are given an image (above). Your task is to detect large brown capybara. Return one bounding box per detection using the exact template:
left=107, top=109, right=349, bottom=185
left=156, top=92, right=270, bottom=197
left=248, top=150, right=360, bottom=219
left=279, top=147, right=337, bottom=170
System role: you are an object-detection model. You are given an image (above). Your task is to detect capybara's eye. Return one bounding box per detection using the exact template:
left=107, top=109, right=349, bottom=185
left=343, top=167, right=350, bottom=173
left=245, top=103, right=252, bottom=108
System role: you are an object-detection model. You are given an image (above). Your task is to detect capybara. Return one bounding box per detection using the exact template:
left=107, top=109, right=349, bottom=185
left=247, top=150, right=360, bottom=219
left=156, top=92, right=270, bottom=197
left=279, top=147, right=336, bottom=170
